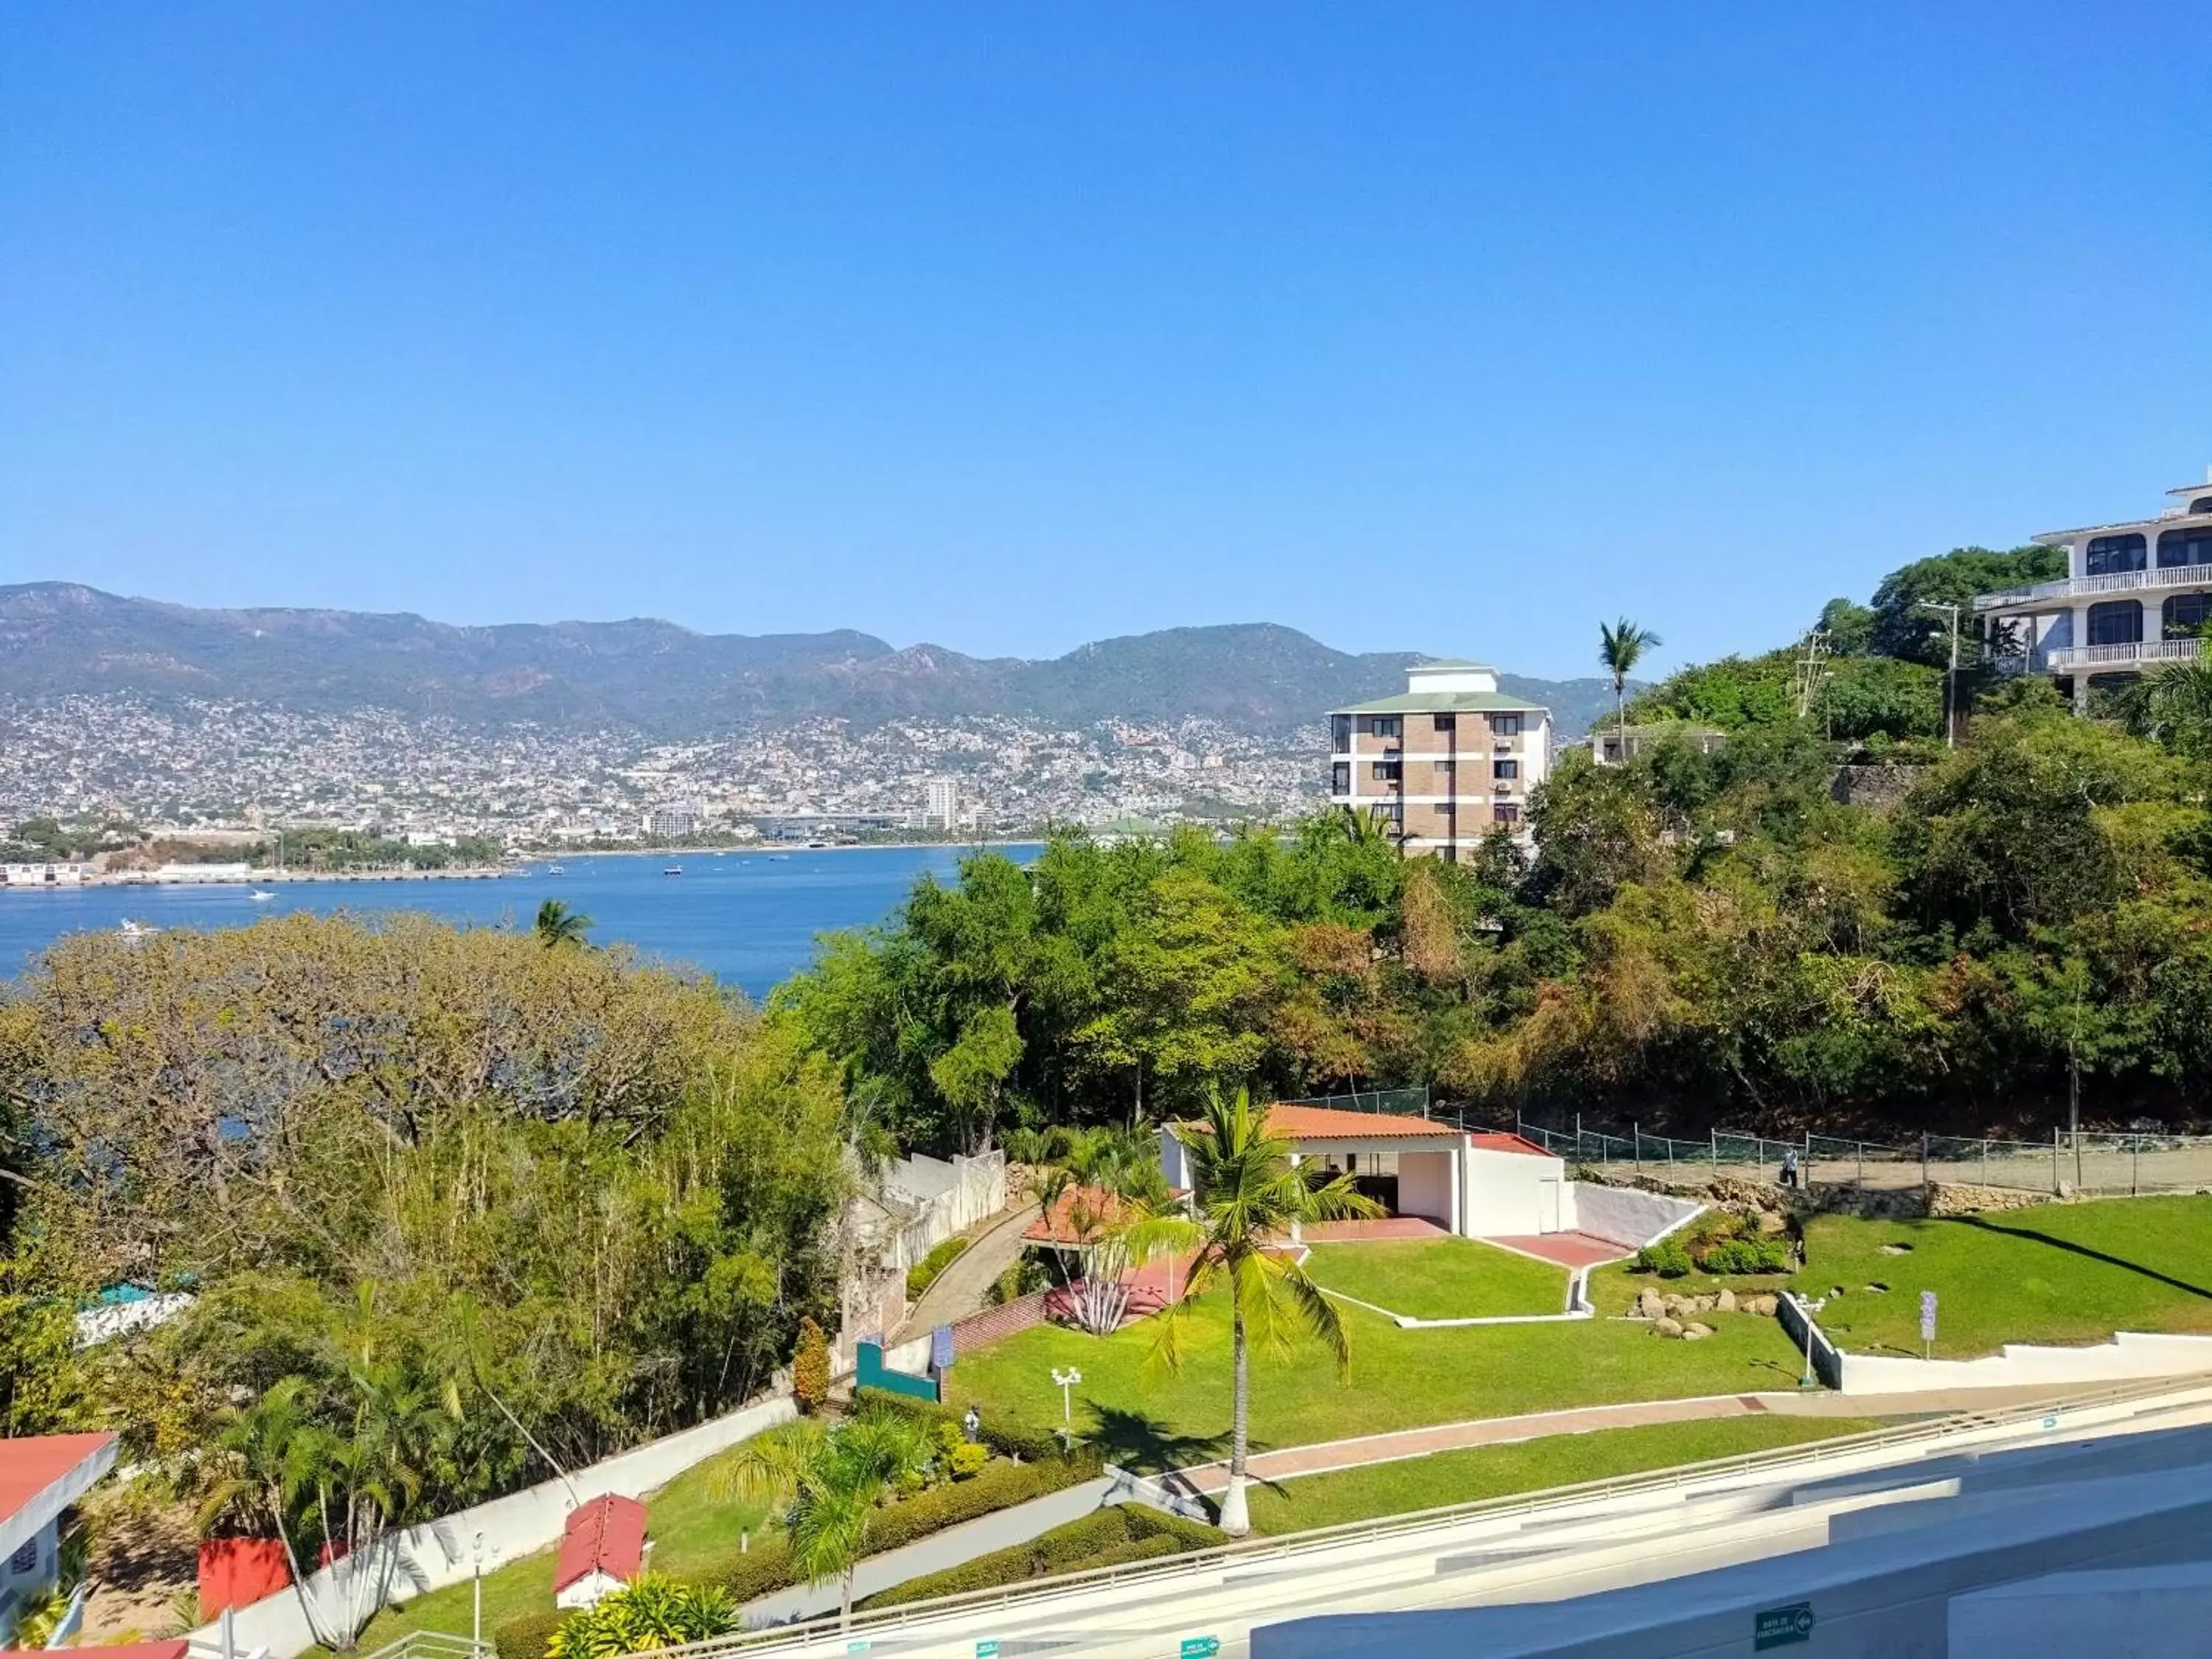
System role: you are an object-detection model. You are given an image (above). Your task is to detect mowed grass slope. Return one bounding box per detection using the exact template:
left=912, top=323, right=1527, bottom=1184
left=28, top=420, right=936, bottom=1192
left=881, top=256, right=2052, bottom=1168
left=1781, top=1197, right=2212, bottom=1360
left=945, top=1288, right=1802, bottom=1473
left=1245, top=1413, right=1887, bottom=1534
left=1300, top=1237, right=1568, bottom=1321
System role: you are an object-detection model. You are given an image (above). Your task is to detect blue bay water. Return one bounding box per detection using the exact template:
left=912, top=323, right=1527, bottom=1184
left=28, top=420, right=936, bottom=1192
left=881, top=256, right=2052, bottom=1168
left=0, top=846, right=1038, bottom=1001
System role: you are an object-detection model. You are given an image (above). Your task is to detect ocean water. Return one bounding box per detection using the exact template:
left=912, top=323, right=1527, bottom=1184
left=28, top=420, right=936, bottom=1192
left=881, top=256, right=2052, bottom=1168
left=0, top=845, right=1038, bottom=1001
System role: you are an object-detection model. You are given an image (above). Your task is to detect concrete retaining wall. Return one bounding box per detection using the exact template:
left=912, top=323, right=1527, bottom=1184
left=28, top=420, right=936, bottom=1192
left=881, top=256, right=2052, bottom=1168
left=1568, top=1183, right=1703, bottom=1250
left=949, top=1290, right=1050, bottom=1358
left=1837, top=1329, right=2212, bottom=1397
left=189, top=1391, right=795, bottom=1659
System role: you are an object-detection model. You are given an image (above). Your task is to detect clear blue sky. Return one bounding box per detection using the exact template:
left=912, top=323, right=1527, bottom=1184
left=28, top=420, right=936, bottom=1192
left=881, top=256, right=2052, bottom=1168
left=3, top=4, right=2207, bottom=679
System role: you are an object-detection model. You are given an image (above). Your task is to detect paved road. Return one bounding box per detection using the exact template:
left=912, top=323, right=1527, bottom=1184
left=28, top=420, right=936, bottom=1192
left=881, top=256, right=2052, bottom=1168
left=894, top=1199, right=1040, bottom=1344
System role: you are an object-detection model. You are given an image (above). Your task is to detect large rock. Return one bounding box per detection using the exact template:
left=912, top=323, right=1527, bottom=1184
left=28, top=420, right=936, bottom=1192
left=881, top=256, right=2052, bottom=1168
left=1755, top=1210, right=1789, bottom=1234
left=1741, top=1293, right=1778, bottom=1316
left=1638, top=1287, right=1666, bottom=1321
left=1683, top=1322, right=1714, bottom=1340
left=1653, top=1316, right=1684, bottom=1338
left=1716, top=1287, right=1737, bottom=1312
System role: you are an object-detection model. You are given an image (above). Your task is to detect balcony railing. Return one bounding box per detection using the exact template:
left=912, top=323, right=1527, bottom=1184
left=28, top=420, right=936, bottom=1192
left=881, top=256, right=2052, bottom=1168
left=2019, top=639, right=2205, bottom=673
left=1976, top=566, right=2212, bottom=610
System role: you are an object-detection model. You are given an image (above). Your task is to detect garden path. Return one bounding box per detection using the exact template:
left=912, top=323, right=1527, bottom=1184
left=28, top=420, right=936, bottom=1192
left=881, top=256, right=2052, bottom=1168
left=894, top=1199, right=1041, bottom=1343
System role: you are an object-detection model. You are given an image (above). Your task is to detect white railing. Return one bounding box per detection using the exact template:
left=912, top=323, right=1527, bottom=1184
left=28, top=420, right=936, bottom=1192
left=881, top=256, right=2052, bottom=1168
left=625, top=1373, right=2212, bottom=1659
left=2042, top=639, right=2201, bottom=671
left=1976, top=566, right=2212, bottom=610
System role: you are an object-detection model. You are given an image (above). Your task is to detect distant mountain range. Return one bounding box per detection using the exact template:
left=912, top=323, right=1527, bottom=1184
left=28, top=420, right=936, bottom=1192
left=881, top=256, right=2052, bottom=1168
left=0, top=583, right=1624, bottom=739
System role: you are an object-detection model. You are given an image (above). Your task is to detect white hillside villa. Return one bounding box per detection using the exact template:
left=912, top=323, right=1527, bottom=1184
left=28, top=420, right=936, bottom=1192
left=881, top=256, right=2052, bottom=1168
left=1979, top=468, right=2212, bottom=706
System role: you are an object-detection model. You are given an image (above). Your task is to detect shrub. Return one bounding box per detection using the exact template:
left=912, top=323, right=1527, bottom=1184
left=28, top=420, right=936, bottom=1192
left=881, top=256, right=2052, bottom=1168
left=714, top=1446, right=1101, bottom=1606
left=947, top=1440, right=990, bottom=1479
left=791, top=1316, right=831, bottom=1413
left=1632, top=1239, right=1694, bottom=1278
left=906, top=1236, right=973, bottom=1299
left=856, top=1385, right=1094, bottom=1467
left=547, top=1576, right=739, bottom=1659
left=494, top=1611, right=568, bottom=1659
left=984, top=1257, right=1050, bottom=1306
left=1699, top=1237, right=1790, bottom=1275
left=857, top=1508, right=1203, bottom=1610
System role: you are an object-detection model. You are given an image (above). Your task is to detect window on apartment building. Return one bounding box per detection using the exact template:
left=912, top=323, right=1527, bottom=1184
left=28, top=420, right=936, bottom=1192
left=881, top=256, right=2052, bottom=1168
left=2086, top=534, right=2148, bottom=575
left=2164, top=594, right=2212, bottom=639
left=1492, top=802, right=1523, bottom=826
left=2087, top=600, right=2144, bottom=646
left=1371, top=759, right=1402, bottom=783
left=2191, top=496, right=2212, bottom=516
left=2157, top=527, right=2212, bottom=568
left=1489, top=713, right=1523, bottom=737
left=1493, top=759, right=1519, bottom=780
left=1366, top=716, right=1402, bottom=739
left=1370, top=801, right=1402, bottom=826
left=1330, top=714, right=1353, bottom=749
left=1330, top=762, right=1351, bottom=796
left=1433, top=758, right=1454, bottom=776
left=1432, top=713, right=1455, bottom=732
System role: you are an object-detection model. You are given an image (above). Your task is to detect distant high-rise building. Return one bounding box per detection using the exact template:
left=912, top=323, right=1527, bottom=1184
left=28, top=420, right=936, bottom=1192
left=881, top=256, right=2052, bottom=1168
left=1327, top=661, right=1552, bottom=858
left=924, top=776, right=959, bottom=830
left=644, top=800, right=701, bottom=839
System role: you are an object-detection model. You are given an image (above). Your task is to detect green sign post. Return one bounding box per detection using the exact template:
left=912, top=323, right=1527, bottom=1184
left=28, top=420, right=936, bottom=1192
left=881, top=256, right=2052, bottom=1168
left=1180, top=1638, right=1222, bottom=1659
left=975, top=1643, right=999, bottom=1658
left=1753, top=1601, right=1815, bottom=1650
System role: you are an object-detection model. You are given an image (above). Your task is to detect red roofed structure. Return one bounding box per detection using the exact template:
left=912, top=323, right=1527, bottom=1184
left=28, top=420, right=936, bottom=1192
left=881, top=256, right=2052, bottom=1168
left=1, top=1643, right=189, bottom=1659
left=1, top=1433, right=118, bottom=1640
left=552, top=1495, right=648, bottom=1610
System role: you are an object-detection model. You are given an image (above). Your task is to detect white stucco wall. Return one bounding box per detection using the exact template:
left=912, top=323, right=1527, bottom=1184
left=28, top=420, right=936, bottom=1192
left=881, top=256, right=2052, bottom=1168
left=1837, top=1330, right=2212, bottom=1397
left=1157, top=1126, right=1192, bottom=1193
left=1570, top=1183, right=1703, bottom=1250
left=189, top=1391, right=795, bottom=1659
left=1397, top=1150, right=1455, bottom=1228
left=1463, top=1147, right=1570, bottom=1237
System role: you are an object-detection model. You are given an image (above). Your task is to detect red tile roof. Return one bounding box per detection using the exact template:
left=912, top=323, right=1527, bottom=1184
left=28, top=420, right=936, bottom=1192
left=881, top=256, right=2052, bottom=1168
left=553, top=1494, right=647, bottom=1593
left=1262, top=1105, right=1463, bottom=1140
left=1023, top=1185, right=1134, bottom=1245
left=1469, top=1131, right=1556, bottom=1158
left=0, top=1431, right=117, bottom=1531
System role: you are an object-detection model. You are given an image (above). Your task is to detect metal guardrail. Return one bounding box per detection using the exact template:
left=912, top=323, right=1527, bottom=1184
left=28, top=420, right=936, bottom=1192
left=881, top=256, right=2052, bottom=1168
left=622, top=1371, right=2212, bottom=1659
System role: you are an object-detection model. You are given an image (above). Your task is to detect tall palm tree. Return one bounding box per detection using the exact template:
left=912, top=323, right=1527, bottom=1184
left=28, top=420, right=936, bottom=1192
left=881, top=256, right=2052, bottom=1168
left=189, top=1378, right=332, bottom=1648
left=1123, top=1087, right=1379, bottom=1536
left=2116, top=634, right=2212, bottom=759
left=535, top=899, right=593, bottom=948
left=1598, top=617, right=1663, bottom=747
left=714, top=1411, right=933, bottom=1630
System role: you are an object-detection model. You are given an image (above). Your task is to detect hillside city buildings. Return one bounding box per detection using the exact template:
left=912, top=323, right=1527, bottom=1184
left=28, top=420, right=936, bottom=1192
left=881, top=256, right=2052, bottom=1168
left=1327, top=661, right=1552, bottom=857
left=1978, top=468, right=2212, bottom=704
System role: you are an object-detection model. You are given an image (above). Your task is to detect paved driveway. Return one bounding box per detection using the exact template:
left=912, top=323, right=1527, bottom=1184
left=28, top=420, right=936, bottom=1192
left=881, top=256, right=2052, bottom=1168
left=893, top=1198, right=1040, bottom=1343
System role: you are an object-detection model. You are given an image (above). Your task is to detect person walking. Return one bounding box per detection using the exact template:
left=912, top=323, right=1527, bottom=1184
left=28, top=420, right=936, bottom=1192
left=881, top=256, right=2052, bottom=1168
left=1781, top=1147, right=1800, bottom=1191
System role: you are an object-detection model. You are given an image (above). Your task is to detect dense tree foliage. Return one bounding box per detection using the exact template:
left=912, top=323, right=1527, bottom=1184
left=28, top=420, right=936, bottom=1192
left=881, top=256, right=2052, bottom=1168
left=0, top=916, right=850, bottom=1520
left=779, top=691, right=2212, bottom=1148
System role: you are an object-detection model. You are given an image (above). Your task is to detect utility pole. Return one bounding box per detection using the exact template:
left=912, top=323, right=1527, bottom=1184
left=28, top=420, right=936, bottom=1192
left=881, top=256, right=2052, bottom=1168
left=1792, top=627, right=1831, bottom=721
left=1918, top=601, right=1964, bottom=747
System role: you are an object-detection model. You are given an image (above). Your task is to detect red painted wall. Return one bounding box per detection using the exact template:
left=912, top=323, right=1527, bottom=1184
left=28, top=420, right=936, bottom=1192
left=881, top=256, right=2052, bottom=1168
left=198, top=1538, right=291, bottom=1616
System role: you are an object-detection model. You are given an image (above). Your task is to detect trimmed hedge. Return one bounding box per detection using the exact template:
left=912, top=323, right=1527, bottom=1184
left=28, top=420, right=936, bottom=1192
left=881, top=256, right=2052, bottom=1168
left=856, top=1385, right=1093, bottom=1468
left=715, top=1449, right=1102, bottom=1605
left=906, top=1236, right=973, bottom=1299
left=1698, top=1237, right=1790, bottom=1274
left=492, top=1610, right=568, bottom=1659
left=857, top=1506, right=1218, bottom=1610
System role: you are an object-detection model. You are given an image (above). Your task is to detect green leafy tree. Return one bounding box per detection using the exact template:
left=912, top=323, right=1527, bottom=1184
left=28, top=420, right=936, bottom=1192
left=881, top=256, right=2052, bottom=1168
left=1868, top=545, right=2062, bottom=666
left=1124, top=1088, right=1378, bottom=1536
left=790, top=1317, right=831, bottom=1415
left=548, top=1575, right=738, bottom=1658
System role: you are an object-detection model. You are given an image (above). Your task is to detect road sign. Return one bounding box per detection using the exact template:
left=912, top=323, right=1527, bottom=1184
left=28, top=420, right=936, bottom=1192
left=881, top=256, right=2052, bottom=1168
left=1180, top=1638, right=1222, bottom=1659
left=975, top=1643, right=999, bottom=1658
left=1919, top=1290, right=1938, bottom=1344
left=1753, top=1601, right=1816, bottom=1650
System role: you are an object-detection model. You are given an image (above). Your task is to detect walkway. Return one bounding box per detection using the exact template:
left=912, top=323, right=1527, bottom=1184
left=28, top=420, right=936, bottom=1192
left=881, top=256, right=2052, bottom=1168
left=1304, top=1217, right=1453, bottom=1242
left=892, top=1199, right=1040, bottom=1343
left=1158, top=1379, right=2111, bottom=1498
left=1486, top=1230, right=1631, bottom=1270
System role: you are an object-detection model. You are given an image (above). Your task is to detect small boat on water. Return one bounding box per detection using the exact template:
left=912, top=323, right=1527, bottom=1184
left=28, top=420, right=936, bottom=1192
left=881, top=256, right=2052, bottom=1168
left=546, top=862, right=566, bottom=876
left=118, top=919, right=161, bottom=943
left=250, top=890, right=276, bottom=902
left=663, top=863, right=684, bottom=876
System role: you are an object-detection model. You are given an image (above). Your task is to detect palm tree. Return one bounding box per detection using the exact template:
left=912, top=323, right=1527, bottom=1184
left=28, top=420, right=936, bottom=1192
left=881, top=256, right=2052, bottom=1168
left=535, top=899, right=594, bottom=948
left=2115, top=634, right=2212, bottom=758
left=189, top=1377, right=335, bottom=1648
left=1598, top=617, right=1663, bottom=747
left=714, top=1411, right=934, bottom=1630
left=1026, top=1126, right=1171, bottom=1335
left=1123, top=1087, right=1380, bottom=1536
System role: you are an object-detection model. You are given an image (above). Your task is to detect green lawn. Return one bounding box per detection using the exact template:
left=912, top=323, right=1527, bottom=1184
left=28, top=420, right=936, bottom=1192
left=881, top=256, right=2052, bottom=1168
left=1780, top=1197, right=2212, bottom=1360
left=945, top=1287, right=1803, bottom=1474
left=1244, top=1413, right=1885, bottom=1534
left=1300, top=1237, right=1568, bottom=1321
left=343, top=1441, right=778, bottom=1650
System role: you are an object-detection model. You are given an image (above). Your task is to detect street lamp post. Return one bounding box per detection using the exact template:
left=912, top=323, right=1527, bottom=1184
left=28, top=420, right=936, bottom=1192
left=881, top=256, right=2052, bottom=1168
left=1918, top=600, right=1964, bottom=748
left=471, top=1530, right=485, bottom=1649
left=1050, top=1366, right=1082, bottom=1448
